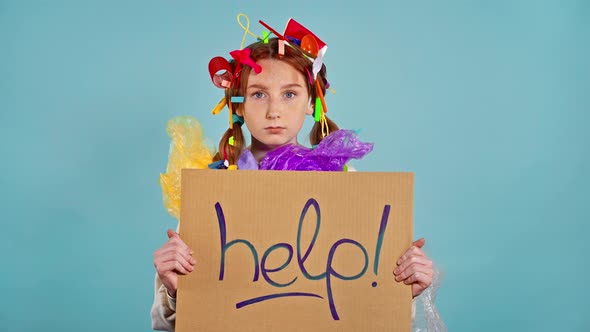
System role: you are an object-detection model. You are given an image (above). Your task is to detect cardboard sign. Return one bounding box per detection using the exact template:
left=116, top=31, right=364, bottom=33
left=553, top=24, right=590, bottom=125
left=177, top=170, right=414, bottom=331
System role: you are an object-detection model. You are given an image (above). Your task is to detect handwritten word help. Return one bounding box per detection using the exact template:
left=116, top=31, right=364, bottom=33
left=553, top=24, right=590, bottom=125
left=215, top=198, right=391, bottom=320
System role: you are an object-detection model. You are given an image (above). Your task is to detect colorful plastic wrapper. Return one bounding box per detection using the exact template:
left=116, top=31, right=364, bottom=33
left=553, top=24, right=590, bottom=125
left=160, top=116, right=214, bottom=219
left=413, top=264, right=447, bottom=332
left=247, top=129, right=374, bottom=171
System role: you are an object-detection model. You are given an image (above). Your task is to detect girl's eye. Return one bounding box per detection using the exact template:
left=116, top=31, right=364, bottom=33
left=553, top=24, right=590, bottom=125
left=252, top=91, right=265, bottom=99
left=284, top=91, right=295, bottom=98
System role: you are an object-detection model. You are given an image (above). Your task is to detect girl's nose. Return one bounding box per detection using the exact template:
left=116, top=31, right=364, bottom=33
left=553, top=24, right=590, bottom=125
left=266, top=111, right=280, bottom=119
left=265, top=101, right=281, bottom=119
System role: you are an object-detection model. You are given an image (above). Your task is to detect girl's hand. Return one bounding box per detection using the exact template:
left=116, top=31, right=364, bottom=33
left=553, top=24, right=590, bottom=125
left=153, top=229, right=196, bottom=298
left=393, top=238, right=433, bottom=298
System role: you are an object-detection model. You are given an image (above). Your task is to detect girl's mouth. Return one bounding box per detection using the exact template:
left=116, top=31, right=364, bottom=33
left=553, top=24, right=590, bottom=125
left=265, top=127, right=285, bottom=134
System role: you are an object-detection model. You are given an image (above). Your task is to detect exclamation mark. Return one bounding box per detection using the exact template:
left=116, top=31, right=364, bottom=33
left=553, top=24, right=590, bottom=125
left=372, top=205, right=391, bottom=288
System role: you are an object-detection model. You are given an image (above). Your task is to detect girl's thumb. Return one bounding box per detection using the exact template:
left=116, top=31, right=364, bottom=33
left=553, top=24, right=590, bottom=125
left=167, top=229, right=178, bottom=239
left=412, top=238, right=426, bottom=248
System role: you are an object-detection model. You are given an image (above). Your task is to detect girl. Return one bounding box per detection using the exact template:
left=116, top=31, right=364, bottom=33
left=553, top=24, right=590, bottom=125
left=152, top=17, right=441, bottom=331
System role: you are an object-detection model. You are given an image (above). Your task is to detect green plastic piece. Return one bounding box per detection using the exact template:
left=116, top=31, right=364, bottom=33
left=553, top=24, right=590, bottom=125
left=314, top=97, right=321, bottom=122
left=263, top=31, right=269, bottom=44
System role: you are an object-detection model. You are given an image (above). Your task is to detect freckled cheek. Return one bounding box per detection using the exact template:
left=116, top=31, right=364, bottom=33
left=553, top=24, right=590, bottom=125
left=243, top=102, right=267, bottom=114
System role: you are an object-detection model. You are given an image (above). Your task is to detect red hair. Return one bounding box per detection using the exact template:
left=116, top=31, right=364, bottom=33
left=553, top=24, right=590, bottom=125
left=212, top=38, right=338, bottom=164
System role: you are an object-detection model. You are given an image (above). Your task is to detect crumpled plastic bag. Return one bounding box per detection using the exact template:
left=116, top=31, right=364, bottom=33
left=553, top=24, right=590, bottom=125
left=413, top=264, right=447, bottom=332
left=258, top=129, right=374, bottom=171
left=159, top=116, right=214, bottom=219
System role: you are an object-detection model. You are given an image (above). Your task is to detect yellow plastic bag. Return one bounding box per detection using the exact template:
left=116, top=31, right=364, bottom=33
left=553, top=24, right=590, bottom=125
left=159, top=116, right=214, bottom=219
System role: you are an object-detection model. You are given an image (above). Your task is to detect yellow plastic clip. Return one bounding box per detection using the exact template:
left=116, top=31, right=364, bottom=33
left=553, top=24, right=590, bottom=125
left=227, top=165, right=238, bottom=170
left=320, top=112, right=329, bottom=138
left=228, top=101, right=234, bottom=129
left=211, top=97, right=226, bottom=115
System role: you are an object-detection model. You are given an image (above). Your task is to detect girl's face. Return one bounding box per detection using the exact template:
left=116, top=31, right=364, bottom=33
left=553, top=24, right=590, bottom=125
left=238, top=59, right=313, bottom=150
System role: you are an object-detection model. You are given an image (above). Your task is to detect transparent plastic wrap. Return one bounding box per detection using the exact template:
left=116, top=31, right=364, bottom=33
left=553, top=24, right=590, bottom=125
left=413, top=264, right=447, bottom=332
left=159, top=116, right=214, bottom=219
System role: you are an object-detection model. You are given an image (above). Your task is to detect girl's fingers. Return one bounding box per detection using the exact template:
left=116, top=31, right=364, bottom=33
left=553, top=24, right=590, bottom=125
left=412, top=238, right=426, bottom=248
left=397, top=246, right=427, bottom=265
left=167, top=229, right=178, bottom=239
left=155, top=250, right=195, bottom=273
left=392, top=240, right=434, bottom=297
left=394, top=255, right=432, bottom=279
left=410, top=271, right=432, bottom=297
left=159, top=260, right=192, bottom=276
left=397, top=238, right=426, bottom=264
left=394, top=263, right=432, bottom=282
left=166, top=236, right=193, bottom=254
left=155, top=236, right=193, bottom=261
left=166, top=229, right=193, bottom=252
left=404, top=271, right=430, bottom=285
left=157, top=244, right=194, bottom=264
left=154, top=230, right=196, bottom=297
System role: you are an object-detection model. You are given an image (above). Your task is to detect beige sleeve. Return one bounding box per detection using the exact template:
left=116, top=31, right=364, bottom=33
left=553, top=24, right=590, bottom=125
left=151, top=273, right=177, bottom=331
left=152, top=223, right=182, bottom=331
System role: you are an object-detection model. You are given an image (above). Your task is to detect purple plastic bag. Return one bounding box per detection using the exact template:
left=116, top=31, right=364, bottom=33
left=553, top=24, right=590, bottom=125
left=237, top=129, right=373, bottom=171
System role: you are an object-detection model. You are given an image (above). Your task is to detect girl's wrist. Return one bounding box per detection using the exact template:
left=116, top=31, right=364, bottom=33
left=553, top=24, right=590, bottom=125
left=166, top=288, right=177, bottom=299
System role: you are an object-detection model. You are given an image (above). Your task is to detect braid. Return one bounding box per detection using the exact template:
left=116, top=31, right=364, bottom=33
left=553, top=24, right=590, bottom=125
left=309, top=115, right=339, bottom=146
left=213, top=124, right=245, bottom=165
left=308, top=63, right=337, bottom=146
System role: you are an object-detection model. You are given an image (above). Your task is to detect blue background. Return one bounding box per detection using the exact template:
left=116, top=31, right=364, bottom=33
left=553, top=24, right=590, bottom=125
left=1, top=0, right=588, bottom=331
